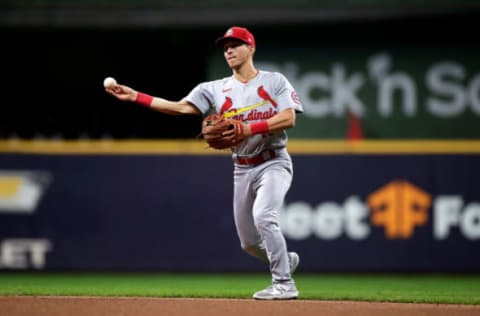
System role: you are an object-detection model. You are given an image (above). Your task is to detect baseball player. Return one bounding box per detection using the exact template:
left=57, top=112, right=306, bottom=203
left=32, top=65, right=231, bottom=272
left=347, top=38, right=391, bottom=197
left=105, top=26, right=303, bottom=300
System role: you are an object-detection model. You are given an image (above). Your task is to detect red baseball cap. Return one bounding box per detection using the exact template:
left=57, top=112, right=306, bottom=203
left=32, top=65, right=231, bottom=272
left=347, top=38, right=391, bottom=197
left=215, top=26, right=256, bottom=48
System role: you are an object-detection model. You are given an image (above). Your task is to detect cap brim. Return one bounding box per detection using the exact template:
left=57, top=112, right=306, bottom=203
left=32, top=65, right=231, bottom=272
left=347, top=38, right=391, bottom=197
left=215, top=36, right=249, bottom=47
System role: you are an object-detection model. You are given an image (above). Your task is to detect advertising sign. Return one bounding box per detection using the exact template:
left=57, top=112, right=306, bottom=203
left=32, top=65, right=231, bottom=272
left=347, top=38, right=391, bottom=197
left=0, top=151, right=478, bottom=271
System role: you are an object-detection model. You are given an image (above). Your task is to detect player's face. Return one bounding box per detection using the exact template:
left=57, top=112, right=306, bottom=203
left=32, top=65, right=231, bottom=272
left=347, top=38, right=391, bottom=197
left=223, top=40, right=254, bottom=69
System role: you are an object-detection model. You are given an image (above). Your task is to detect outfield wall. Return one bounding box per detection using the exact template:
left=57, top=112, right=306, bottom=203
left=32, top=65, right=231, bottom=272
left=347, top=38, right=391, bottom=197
left=0, top=141, right=478, bottom=272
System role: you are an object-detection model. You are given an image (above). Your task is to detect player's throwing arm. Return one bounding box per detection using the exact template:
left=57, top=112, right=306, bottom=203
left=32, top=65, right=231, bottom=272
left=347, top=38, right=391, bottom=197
left=104, top=77, right=200, bottom=116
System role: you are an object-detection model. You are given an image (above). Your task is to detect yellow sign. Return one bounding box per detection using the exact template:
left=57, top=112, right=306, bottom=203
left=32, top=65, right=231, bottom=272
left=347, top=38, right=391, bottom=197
left=0, top=177, right=23, bottom=198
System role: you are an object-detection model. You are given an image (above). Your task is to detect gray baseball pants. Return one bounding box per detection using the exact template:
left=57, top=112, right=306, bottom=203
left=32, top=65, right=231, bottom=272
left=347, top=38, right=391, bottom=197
left=233, top=150, right=293, bottom=283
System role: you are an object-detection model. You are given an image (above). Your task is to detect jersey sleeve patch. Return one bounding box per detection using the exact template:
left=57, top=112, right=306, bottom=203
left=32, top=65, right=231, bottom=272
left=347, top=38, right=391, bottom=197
left=291, top=91, right=301, bottom=105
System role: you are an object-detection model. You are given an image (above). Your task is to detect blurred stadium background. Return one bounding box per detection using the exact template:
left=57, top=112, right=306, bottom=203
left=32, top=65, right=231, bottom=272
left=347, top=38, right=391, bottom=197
left=0, top=1, right=479, bottom=273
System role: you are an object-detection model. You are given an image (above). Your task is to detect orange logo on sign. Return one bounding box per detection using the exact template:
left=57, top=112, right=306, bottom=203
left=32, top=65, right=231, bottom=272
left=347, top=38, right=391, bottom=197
left=367, top=180, right=431, bottom=239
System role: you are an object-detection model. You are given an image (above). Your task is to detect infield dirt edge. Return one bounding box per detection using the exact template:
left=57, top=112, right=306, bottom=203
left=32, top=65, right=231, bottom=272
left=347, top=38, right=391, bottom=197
left=2, top=296, right=480, bottom=316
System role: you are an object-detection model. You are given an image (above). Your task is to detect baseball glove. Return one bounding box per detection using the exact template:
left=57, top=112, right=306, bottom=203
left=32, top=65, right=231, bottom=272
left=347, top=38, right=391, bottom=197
left=201, top=113, right=246, bottom=149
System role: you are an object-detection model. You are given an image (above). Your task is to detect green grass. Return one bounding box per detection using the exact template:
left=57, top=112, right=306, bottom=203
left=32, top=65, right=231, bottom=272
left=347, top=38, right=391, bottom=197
left=0, top=273, right=479, bottom=305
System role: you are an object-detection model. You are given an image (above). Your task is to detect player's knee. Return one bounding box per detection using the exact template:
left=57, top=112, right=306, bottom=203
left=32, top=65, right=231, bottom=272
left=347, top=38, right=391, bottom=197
left=254, top=214, right=279, bottom=233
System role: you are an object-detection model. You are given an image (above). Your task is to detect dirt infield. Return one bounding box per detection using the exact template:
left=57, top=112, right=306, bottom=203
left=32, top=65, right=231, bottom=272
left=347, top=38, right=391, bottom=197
left=1, top=296, right=479, bottom=316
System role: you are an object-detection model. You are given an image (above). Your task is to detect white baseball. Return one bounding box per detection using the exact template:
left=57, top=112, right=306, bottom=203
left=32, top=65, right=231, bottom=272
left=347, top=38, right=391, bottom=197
left=103, top=77, right=117, bottom=88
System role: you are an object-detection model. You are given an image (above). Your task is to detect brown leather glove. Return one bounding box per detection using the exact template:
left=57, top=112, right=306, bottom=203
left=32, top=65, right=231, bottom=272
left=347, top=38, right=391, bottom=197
left=201, top=113, right=247, bottom=149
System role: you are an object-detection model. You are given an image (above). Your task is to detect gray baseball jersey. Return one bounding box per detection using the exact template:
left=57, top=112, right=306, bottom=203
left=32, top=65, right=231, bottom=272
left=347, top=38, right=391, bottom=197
left=184, top=70, right=303, bottom=158
left=185, top=70, right=303, bottom=283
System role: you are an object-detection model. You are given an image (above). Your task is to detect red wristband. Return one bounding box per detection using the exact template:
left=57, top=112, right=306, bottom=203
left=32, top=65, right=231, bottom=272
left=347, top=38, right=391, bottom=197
left=135, top=92, right=154, bottom=107
left=250, top=121, right=269, bottom=135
